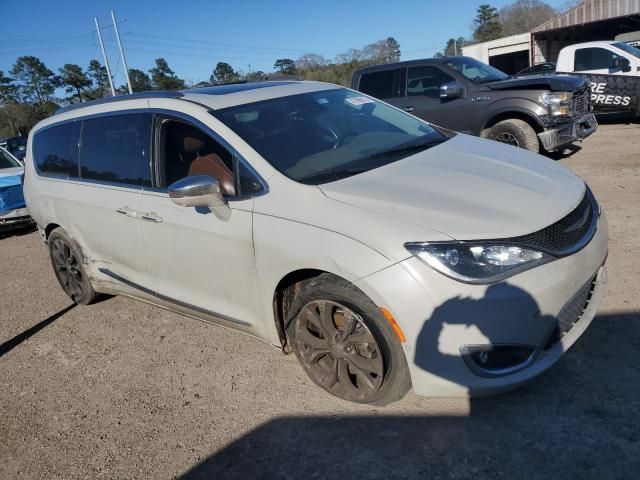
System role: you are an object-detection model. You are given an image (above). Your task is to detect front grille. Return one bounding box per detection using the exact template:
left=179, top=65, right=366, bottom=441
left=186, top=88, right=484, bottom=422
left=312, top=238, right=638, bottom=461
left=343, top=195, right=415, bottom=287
left=545, top=274, right=597, bottom=349
left=507, top=188, right=596, bottom=255
left=572, top=86, right=590, bottom=115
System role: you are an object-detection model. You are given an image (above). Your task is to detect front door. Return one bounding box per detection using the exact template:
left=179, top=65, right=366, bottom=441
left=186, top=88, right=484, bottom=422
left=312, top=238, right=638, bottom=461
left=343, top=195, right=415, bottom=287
left=138, top=111, right=263, bottom=335
left=391, top=65, right=473, bottom=133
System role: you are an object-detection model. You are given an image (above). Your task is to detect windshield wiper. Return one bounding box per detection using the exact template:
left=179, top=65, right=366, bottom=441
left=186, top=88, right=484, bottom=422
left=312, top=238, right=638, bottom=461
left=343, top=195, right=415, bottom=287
left=368, top=139, right=444, bottom=159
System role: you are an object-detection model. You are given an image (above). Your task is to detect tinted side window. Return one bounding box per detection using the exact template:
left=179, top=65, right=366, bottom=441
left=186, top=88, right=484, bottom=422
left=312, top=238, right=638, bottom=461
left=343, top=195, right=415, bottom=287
left=33, top=122, right=80, bottom=177
left=159, top=119, right=235, bottom=195
left=574, top=48, right=620, bottom=70
left=407, top=66, right=454, bottom=98
left=359, top=70, right=396, bottom=99
left=80, top=114, right=151, bottom=187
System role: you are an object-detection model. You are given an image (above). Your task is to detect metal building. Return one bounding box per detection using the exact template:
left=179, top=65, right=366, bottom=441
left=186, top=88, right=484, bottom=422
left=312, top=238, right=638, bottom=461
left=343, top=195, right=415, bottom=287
left=462, top=0, right=640, bottom=70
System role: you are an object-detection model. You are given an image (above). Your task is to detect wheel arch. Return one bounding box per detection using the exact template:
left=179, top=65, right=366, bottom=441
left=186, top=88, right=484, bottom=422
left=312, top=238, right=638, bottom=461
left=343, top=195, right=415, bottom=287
left=481, top=109, right=544, bottom=134
left=272, top=269, right=355, bottom=352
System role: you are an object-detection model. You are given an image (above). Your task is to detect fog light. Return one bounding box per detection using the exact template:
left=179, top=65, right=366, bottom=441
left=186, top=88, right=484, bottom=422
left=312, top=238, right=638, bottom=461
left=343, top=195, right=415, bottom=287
left=460, top=345, right=537, bottom=377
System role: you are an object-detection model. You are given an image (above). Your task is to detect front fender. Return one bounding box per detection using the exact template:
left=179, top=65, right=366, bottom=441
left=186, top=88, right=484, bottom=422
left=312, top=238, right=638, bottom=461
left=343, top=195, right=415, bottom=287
left=480, top=99, right=548, bottom=133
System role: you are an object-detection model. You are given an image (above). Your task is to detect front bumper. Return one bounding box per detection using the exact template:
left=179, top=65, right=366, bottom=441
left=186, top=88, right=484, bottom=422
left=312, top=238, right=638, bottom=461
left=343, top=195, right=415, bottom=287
left=355, top=210, right=608, bottom=398
left=0, top=207, right=33, bottom=230
left=538, top=113, right=597, bottom=151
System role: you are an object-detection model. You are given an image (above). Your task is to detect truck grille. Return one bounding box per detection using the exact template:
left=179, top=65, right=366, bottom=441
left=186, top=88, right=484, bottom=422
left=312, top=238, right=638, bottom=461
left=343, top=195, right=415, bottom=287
left=572, top=86, right=590, bottom=115
left=545, top=274, right=597, bottom=349
left=507, top=188, right=597, bottom=255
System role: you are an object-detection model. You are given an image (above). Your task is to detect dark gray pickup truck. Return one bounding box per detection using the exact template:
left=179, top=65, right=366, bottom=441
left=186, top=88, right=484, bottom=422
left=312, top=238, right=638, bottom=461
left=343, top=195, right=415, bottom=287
left=351, top=56, right=597, bottom=153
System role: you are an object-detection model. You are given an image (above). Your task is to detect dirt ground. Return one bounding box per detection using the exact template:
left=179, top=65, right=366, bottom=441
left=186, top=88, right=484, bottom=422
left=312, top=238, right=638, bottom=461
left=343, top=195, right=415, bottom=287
left=1, top=122, right=639, bottom=479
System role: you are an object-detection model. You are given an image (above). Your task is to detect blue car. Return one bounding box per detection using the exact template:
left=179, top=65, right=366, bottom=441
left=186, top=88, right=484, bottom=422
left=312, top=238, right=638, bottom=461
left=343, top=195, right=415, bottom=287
left=0, top=147, right=32, bottom=231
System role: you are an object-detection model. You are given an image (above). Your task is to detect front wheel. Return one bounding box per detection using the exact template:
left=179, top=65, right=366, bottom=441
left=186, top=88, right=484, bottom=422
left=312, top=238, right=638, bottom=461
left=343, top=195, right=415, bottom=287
left=286, top=274, right=411, bottom=404
left=483, top=119, right=540, bottom=152
left=48, top=228, right=98, bottom=305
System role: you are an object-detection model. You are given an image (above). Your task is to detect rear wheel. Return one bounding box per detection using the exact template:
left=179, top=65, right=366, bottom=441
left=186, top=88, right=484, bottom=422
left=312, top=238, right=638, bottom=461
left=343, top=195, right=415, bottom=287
left=48, top=228, right=98, bottom=305
left=286, top=274, right=411, bottom=404
left=483, top=119, right=540, bottom=152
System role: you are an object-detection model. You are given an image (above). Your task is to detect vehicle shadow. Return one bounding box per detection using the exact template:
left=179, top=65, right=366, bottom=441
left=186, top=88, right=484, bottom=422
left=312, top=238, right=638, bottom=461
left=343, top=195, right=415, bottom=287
left=546, top=143, right=582, bottom=160
left=0, top=222, right=36, bottom=240
left=178, top=283, right=639, bottom=480
left=0, top=303, right=76, bottom=357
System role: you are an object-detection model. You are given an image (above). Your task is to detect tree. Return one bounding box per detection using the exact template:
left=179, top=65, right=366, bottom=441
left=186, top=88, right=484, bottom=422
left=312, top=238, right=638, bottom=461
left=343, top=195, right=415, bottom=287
left=499, top=0, right=557, bottom=36
left=473, top=4, right=502, bottom=42
left=296, top=53, right=330, bottom=71
left=444, top=37, right=468, bottom=56
left=10, top=56, right=59, bottom=104
left=274, top=59, right=296, bottom=75
left=58, top=64, right=91, bottom=103
left=128, top=69, right=152, bottom=92
left=86, top=59, right=111, bottom=99
left=0, top=70, right=18, bottom=135
left=245, top=70, right=265, bottom=82
left=149, top=58, right=185, bottom=90
left=210, top=62, right=237, bottom=83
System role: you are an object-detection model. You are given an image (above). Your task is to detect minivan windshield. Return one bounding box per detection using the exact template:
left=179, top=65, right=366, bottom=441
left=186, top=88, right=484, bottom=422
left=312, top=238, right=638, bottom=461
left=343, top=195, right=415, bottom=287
left=0, top=148, right=21, bottom=169
left=444, top=57, right=509, bottom=84
left=613, top=42, right=640, bottom=59
left=212, top=88, right=448, bottom=185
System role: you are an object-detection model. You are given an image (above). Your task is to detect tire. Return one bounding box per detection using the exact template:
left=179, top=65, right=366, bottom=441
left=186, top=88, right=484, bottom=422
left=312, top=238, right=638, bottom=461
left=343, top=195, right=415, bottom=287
left=286, top=274, right=411, bottom=405
left=48, top=228, right=98, bottom=305
left=483, top=119, right=540, bottom=152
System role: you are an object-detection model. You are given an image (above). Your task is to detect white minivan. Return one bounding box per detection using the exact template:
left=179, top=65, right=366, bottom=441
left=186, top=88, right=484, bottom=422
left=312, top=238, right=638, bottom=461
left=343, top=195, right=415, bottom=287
left=24, top=82, right=608, bottom=404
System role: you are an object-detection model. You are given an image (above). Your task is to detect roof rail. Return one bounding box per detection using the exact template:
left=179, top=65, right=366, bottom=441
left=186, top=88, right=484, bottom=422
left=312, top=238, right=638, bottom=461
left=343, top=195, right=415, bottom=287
left=55, top=91, right=184, bottom=115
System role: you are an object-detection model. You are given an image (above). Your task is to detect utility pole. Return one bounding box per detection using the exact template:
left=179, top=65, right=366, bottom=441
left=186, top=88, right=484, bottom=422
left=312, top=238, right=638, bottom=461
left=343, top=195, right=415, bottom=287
left=454, top=39, right=457, bottom=56
left=111, top=11, right=132, bottom=94
left=94, top=17, right=116, bottom=96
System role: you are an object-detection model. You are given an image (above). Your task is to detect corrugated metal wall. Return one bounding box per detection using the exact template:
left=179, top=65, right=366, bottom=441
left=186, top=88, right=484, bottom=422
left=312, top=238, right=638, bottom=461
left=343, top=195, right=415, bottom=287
left=534, top=0, right=640, bottom=31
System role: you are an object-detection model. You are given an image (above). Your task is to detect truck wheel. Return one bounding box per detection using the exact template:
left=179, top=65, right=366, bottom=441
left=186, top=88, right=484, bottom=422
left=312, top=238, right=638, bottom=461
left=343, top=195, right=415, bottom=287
left=48, top=228, right=99, bottom=305
left=286, top=274, right=411, bottom=405
left=483, top=119, right=540, bottom=152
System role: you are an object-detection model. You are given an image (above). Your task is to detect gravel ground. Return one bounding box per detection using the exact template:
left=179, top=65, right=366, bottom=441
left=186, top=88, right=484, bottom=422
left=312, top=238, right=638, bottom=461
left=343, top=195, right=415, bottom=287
left=1, top=123, right=639, bottom=479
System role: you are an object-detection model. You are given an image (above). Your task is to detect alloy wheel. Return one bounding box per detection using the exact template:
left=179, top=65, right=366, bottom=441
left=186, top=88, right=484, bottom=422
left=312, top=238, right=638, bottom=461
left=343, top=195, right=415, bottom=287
left=293, top=300, right=384, bottom=402
left=495, top=132, right=520, bottom=146
left=51, top=238, right=85, bottom=302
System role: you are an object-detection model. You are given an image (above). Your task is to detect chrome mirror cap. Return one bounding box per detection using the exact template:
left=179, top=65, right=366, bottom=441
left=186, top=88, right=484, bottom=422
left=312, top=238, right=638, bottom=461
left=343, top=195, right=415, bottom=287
left=168, top=175, right=226, bottom=209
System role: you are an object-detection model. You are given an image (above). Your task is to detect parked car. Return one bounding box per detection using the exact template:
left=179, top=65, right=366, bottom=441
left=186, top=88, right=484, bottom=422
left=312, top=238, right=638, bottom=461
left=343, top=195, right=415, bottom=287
left=352, top=56, right=597, bottom=153
left=0, top=147, right=31, bottom=231
left=554, top=41, right=640, bottom=118
left=517, top=42, right=640, bottom=118
left=24, top=83, right=608, bottom=404
left=0, top=135, right=27, bottom=161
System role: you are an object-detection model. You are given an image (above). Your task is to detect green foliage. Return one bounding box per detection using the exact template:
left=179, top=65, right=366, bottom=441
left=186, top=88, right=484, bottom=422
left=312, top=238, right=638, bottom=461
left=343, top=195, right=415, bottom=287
left=473, top=4, right=503, bottom=42
left=149, top=58, right=185, bottom=90
left=444, top=37, right=468, bottom=56
left=10, top=56, right=59, bottom=104
left=274, top=59, right=296, bottom=75
left=128, top=69, right=152, bottom=92
left=58, top=64, right=92, bottom=103
left=211, top=62, right=238, bottom=84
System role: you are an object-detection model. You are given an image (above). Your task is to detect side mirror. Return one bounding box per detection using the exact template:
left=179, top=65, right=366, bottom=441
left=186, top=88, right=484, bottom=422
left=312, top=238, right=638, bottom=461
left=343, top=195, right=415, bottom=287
left=613, top=57, right=631, bottom=72
left=168, top=175, right=226, bottom=209
left=440, top=82, right=465, bottom=99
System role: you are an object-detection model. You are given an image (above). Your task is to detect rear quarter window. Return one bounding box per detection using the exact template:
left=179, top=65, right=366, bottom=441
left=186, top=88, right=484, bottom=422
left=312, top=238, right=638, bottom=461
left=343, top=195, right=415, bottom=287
left=79, top=114, right=152, bottom=187
left=33, top=122, right=80, bottom=177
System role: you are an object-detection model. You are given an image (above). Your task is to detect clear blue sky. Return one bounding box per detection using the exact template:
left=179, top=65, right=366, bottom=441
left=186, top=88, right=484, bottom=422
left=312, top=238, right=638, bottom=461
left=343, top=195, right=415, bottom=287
left=1, top=0, right=566, bottom=87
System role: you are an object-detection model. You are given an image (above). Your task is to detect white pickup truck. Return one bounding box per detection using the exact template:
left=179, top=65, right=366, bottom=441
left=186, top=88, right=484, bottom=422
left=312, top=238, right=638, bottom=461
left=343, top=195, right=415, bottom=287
left=520, top=41, right=640, bottom=118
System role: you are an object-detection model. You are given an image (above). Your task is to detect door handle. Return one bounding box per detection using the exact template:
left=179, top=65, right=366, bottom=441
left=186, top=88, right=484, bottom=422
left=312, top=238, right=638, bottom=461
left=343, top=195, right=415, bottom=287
left=140, top=212, right=162, bottom=223
left=402, top=106, right=415, bottom=112
left=116, top=206, right=137, bottom=218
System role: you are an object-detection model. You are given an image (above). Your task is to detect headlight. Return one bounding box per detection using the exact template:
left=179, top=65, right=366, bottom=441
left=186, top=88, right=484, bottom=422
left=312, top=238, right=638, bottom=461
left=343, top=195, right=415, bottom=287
left=405, top=242, right=553, bottom=284
left=540, top=92, right=571, bottom=116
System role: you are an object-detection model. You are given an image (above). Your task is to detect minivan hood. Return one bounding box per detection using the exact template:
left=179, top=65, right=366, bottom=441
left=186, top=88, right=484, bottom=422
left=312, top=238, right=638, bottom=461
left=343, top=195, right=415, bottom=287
left=319, top=134, right=585, bottom=240
left=486, top=74, right=588, bottom=92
